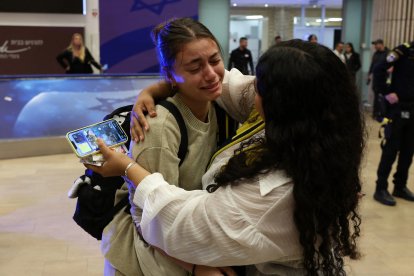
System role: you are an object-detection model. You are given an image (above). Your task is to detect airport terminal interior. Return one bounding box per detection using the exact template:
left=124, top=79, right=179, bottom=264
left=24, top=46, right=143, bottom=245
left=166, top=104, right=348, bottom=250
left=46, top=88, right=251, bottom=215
left=1, top=0, right=414, bottom=275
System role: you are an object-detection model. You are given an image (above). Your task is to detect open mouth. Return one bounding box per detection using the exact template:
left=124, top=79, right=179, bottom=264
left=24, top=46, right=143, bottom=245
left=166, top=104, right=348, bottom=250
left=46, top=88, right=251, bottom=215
left=202, top=82, right=220, bottom=91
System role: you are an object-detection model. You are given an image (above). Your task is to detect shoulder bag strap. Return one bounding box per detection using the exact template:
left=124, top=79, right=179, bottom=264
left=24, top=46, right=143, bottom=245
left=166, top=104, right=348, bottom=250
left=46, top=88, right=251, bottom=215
left=104, top=104, right=134, bottom=120
left=157, top=100, right=188, bottom=166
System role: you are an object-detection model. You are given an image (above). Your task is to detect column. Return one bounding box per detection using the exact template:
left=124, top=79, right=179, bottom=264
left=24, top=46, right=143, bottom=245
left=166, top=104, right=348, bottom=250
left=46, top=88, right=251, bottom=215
left=199, top=0, right=230, bottom=67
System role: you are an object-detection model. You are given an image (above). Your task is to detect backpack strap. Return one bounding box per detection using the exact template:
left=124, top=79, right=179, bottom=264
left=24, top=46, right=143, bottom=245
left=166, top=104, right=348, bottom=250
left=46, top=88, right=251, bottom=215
left=110, top=194, right=130, bottom=217
left=157, top=100, right=188, bottom=166
left=214, top=102, right=238, bottom=147
left=104, top=104, right=134, bottom=120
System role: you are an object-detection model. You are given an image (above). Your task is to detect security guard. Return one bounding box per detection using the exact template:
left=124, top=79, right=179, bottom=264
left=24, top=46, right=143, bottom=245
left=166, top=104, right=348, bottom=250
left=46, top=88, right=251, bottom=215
left=368, top=39, right=390, bottom=120
left=228, top=37, right=254, bottom=75
left=374, top=41, right=414, bottom=206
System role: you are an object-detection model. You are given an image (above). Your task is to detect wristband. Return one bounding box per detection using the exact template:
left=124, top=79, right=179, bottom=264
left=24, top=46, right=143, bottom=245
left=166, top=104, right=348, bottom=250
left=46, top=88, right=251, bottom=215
left=124, top=162, right=137, bottom=179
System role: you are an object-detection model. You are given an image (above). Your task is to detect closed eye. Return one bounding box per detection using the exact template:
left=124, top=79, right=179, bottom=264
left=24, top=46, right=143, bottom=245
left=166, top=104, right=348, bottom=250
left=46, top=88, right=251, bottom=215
left=188, top=67, right=201, bottom=73
left=210, top=59, right=221, bottom=65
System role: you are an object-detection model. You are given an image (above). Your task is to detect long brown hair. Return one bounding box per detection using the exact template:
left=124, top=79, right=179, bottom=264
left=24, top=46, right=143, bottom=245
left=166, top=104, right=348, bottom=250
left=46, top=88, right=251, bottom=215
left=151, top=17, right=222, bottom=76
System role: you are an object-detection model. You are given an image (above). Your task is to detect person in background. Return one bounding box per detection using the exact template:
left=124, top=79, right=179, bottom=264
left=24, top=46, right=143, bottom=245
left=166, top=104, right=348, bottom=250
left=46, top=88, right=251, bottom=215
left=88, top=39, right=364, bottom=276
left=333, top=41, right=345, bottom=63
left=368, top=39, right=390, bottom=119
left=344, top=42, right=361, bottom=82
left=308, top=34, right=318, bottom=43
left=274, top=35, right=282, bottom=44
left=373, top=41, right=414, bottom=206
left=56, top=33, right=102, bottom=74
left=228, top=37, right=255, bottom=75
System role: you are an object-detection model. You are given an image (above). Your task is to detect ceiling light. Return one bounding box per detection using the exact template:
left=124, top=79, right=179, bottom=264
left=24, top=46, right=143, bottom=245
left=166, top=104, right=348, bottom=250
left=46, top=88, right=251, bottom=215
left=4, top=96, right=12, bottom=102
left=246, top=15, right=264, bottom=19
left=328, top=18, right=343, bottom=22
left=233, top=3, right=237, bottom=7
left=264, top=4, right=269, bottom=7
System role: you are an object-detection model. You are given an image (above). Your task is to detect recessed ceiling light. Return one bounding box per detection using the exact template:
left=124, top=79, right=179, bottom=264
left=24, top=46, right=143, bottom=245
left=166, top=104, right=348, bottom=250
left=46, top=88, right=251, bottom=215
left=246, top=15, right=264, bottom=19
left=328, top=18, right=343, bottom=22
left=264, top=4, right=269, bottom=7
left=233, top=3, right=237, bottom=7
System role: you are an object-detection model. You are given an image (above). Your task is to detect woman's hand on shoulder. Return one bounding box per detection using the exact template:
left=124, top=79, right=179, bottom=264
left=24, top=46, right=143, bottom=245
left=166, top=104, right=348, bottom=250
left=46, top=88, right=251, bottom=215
left=131, top=90, right=157, bottom=143
left=131, top=80, right=175, bottom=143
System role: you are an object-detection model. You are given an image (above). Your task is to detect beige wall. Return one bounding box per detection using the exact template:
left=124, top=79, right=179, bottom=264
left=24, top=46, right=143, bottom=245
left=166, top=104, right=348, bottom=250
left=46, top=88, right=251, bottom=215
left=371, top=0, right=414, bottom=48
left=230, top=7, right=342, bottom=50
left=230, top=7, right=282, bottom=52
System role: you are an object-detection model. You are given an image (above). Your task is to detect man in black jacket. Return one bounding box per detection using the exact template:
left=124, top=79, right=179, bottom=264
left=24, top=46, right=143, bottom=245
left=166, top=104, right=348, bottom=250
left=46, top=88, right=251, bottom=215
left=228, top=37, right=254, bottom=75
left=368, top=39, right=390, bottom=119
left=374, top=41, right=414, bottom=206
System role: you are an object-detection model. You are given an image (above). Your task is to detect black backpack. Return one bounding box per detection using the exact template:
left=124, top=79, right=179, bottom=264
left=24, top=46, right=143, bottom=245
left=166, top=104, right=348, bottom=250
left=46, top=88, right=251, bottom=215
left=70, top=100, right=188, bottom=240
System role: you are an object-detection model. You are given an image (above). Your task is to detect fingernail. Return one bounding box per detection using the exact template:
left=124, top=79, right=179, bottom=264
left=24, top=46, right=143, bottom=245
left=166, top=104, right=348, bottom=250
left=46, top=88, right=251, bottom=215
left=140, top=136, right=144, bottom=141
left=145, top=126, right=149, bottom=131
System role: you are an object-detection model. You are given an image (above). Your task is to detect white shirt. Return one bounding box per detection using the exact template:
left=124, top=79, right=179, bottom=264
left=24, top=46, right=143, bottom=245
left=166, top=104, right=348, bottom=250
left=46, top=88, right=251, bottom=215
left=333, top=49, right=346, bottom=63
left=133, top=133, right=305, bottom=274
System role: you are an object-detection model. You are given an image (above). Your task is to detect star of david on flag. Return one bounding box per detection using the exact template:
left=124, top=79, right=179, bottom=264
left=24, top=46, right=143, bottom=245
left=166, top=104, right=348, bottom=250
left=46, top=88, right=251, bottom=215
left=131, top=0, right=181, bottom=15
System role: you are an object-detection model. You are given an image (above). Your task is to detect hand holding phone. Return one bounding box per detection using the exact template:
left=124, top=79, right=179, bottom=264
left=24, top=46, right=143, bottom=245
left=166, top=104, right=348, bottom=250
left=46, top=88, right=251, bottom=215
left=66, top=119, right=128, bottom=158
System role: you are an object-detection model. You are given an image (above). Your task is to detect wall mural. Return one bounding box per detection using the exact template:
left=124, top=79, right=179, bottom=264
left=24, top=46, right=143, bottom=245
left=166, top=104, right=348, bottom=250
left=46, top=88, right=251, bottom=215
left=0, top=76, right=159, bottom=139
left=0, top=26, right=84, bottom=75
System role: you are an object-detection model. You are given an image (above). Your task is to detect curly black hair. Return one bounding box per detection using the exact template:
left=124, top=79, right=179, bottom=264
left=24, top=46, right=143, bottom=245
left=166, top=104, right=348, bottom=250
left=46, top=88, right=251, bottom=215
left=214, top=39, right=364, bottom=275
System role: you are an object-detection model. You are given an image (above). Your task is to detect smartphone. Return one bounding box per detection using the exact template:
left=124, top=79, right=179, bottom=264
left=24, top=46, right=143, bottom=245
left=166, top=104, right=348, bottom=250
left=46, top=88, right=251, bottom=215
left=66, top=119, right=128, bottom=158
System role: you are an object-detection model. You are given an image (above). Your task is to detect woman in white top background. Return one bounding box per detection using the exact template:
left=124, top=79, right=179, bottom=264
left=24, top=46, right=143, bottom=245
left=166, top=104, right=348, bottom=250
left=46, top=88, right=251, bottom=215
left=88, top=39, right=364, bottom=276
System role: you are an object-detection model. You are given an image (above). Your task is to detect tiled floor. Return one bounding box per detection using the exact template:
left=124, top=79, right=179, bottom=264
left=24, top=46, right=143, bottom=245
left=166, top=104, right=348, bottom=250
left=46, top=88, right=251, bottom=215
left=0, top=154, right=103, bottom=276
left=1, top=115, right=414, bottom=276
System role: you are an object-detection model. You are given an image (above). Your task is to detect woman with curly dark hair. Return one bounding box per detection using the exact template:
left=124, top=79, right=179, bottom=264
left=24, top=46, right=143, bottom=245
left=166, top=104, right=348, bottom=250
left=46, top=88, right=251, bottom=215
left=88, top=39, right=364, bottom=275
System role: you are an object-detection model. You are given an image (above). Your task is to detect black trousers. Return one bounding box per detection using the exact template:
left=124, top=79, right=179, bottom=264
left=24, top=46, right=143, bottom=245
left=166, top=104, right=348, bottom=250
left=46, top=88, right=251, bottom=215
left=373, top=90, right=380, bottom=118
left=376, top=105, right=414, bottom=191
left=372, top=87, right=387, bottom=119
